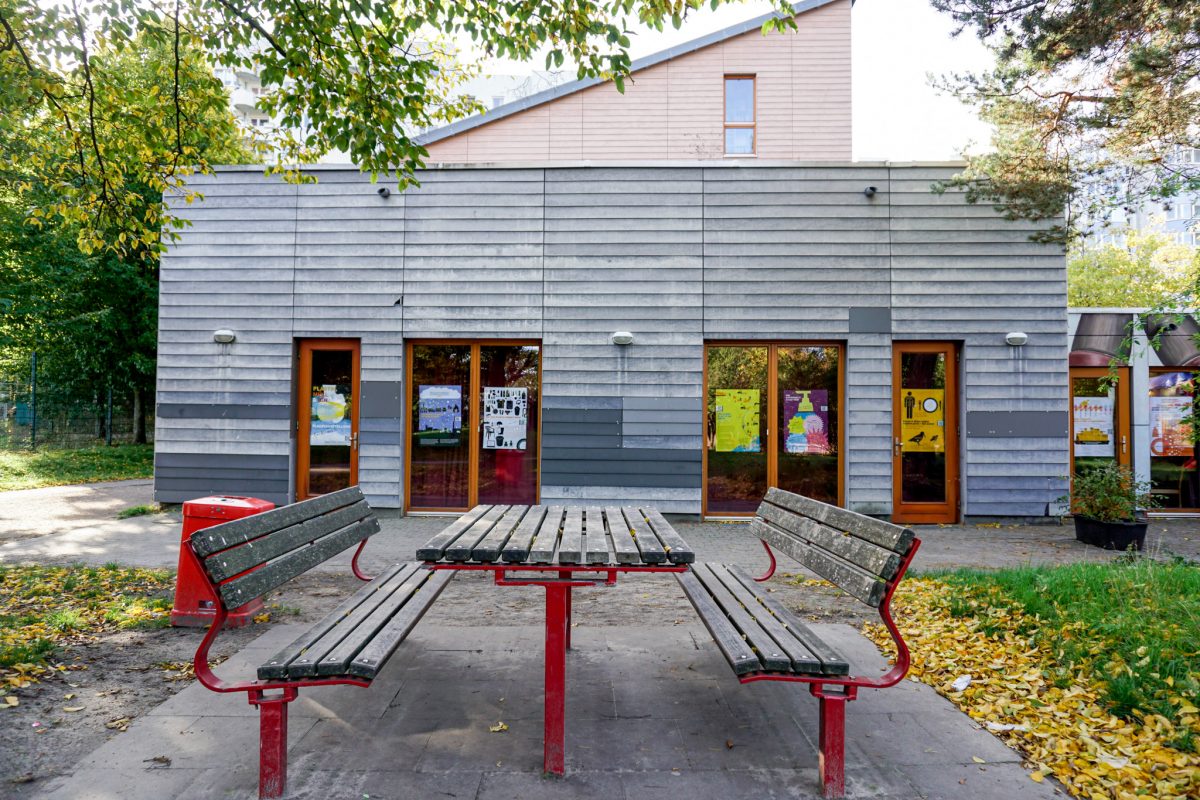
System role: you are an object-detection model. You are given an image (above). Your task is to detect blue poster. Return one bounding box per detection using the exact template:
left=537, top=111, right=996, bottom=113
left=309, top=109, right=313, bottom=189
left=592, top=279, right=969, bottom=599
left=310, top=384, right=351, bottom=446
left=418, top=385, right=463, bottom=446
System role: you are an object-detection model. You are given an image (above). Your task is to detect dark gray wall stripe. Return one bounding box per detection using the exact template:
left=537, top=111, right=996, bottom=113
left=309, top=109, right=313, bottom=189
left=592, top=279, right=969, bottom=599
left=966, top=411, right=1069, bottom=438
left=542, top=395, right=622, bottom=410
left=156, top=488, right=288, bottom=506
left=154, top=476, right=290, bottom=492
left=156, top=403, right=290, bottom=420
left=849, top=307, right=892, bottom=334
left=543, top=461, right=701, bottom=476
left=155, top=452, right=290, bottom=469
left=542, top=421, right=620, bottom=437
left=542, top=408, right=622, bottom=424
left=360, top=430, right=403, bottom=446
left=544, top=447, right=700, bottom=462
left=541, top=434, right=622, bottom=449
left=360, top=381, right=403, bottom=418
left=539, top=472, right=701, bottom=489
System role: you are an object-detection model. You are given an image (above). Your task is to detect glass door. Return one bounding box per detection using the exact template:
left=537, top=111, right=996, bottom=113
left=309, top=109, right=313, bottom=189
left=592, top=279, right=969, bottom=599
left=296, top=339, right=360, bottom=500
left=704, top=343, right=842, bottom=515
left=892, top=342, right=958, bottom=524
left=1070, top=367, right=1130, bottom=482
left=1148, top=369, right=1199, bottom=511
left=406, top=341, right=540, bottom=512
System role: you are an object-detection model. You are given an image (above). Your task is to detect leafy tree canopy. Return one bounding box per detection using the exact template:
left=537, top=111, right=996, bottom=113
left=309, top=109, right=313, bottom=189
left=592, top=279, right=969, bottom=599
left=1068, top=229, right=1200, bottom=308
left=1, top=0, right=795, bottom=256
left=930, top=1, right=1200, bottom=244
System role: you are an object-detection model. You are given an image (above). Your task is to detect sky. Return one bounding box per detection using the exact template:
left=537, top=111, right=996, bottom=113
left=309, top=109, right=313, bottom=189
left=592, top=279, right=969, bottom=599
left=475, top=0, right=996, bottom=162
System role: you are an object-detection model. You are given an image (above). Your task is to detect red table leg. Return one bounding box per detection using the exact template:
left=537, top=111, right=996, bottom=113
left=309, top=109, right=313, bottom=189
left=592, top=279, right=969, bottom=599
left=544, top=583, right=569, bottom=775
left=559, top=571, right=573, bottom=650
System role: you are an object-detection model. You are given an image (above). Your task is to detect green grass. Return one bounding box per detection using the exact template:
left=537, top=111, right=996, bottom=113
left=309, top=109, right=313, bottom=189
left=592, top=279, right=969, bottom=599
left=117, top=503, right=162, bottom=519
left=930, top=559, right=1200, bottom=745
left=0, top=444, right=154, bottom=491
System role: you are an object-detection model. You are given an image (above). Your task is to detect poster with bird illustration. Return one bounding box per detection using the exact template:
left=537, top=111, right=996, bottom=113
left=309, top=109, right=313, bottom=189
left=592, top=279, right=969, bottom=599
left=900, top=389, right=945, bottom=453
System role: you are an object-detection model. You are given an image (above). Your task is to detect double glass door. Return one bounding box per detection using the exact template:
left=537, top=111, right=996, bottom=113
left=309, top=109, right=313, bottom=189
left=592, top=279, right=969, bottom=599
left=892, top=343, right=959, bottom=524
left=704, top=343, right=842, bottom=515
left=406, top=341, right=540, bottom=511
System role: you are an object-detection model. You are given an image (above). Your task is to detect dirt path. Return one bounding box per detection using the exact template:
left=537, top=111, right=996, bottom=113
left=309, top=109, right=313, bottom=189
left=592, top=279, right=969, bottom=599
left=0, top=568, right=864, bottom=795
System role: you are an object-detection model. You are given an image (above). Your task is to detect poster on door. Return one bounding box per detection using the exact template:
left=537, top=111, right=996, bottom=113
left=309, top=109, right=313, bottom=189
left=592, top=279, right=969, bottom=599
left=783, top=390, right=831, bottom=455
left=900, top=389, right=945, bottom=453
left=1150, top=396, right=1194, bottom=457
left=311, top=384, right=352, bottom=446
left=483, top=387, right=528, bottom=450
left=1072, top=396, right=1115, bottom=457
left=714, top=389, right=761, bottom=452
left=417, top=385, right=463, bottom=447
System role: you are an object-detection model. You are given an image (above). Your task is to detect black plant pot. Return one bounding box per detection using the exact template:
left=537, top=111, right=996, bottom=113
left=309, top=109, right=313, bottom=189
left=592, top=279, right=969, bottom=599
left=1073, top=515, right=1148, bottom=551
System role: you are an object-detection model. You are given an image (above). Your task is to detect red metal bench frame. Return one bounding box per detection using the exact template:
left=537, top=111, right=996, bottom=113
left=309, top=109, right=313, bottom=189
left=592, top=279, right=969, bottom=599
left=746, top=536, right=921, bottom=798
left=185, top=538, right=375, bottom=798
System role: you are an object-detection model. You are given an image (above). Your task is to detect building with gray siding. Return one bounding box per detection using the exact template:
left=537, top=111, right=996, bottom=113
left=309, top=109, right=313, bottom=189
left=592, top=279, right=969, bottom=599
left=155, top=162, right=1069, bottom=521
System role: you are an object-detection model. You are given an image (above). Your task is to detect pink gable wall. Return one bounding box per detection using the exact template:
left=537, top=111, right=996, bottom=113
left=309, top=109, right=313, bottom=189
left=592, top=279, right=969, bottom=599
left=425, top=0, right=852, bottom=163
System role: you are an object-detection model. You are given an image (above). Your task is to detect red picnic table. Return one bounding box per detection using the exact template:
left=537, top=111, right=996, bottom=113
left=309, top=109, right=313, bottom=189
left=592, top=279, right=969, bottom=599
left=416, top=503, right=695, bottom=775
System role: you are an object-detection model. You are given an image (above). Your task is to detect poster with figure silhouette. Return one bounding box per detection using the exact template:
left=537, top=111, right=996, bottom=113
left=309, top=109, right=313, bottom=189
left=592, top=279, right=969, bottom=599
left=482, top=387, right=528, bottom=450
left=783, top=390, right=831, bottom=455
left=417, top=385, right=463, bottom=447
left=900, top=389, right=945, bottom=453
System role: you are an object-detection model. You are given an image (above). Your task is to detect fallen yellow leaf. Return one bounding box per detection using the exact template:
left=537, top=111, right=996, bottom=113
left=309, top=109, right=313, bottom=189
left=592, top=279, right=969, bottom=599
left=972, top=756, right=986, bottom=764
left=63, top=705, right=85, bottom=712
left=488, top=721, right=509, bottom=733
left=1030, top=771, right=1045, bottom=782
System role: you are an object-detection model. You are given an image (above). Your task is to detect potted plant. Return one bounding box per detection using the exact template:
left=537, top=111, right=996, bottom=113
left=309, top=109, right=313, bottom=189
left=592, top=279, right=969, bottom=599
left=1063, top=463, right=1159, bottom=551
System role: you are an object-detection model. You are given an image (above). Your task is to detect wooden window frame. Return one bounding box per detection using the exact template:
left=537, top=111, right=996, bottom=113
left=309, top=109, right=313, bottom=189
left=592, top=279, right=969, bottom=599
left=404, top=339, right=543, bottom=514
left=1148, top=367, right=1200, bottom=514
left=723, top=74, right=756, bottom=156
left=701, top=341, right=846, bottom=518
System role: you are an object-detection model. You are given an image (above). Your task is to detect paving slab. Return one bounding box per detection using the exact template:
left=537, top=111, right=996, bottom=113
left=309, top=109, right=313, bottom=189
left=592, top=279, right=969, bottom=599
left=42, top=619, right=1063, bottom=800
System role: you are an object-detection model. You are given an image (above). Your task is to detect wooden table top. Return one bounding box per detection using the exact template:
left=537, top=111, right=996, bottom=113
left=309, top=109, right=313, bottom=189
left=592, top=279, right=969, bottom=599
left=417, top=505, right=695, bottom=567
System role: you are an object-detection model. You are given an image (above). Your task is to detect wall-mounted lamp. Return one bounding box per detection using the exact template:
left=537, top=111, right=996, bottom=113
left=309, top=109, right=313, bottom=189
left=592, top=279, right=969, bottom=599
left=1005, top=331, right=1028, bottom=347
left=610, top=331, right=635, bottom=346
left=863, top=186, right=877, bottom=198
left=213, top=329, right=237, bottom=344
left=377, top=186, right=391, bottom=199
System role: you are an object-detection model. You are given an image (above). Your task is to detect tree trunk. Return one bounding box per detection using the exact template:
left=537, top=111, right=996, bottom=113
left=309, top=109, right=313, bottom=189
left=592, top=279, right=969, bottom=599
left=133, top=386, right=147, bottom=444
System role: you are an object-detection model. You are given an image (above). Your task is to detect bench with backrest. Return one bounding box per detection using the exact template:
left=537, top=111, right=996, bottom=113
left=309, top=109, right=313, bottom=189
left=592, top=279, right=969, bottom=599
left=182, top=486, right=453, bottom=798
left=677, top=487, right=920, bottom=798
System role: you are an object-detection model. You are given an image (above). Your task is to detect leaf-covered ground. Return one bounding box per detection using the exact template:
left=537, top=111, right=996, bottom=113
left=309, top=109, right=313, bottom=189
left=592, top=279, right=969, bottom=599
left=0, top=564, right=173, bottom=696
left=0, top=445, right=154, bottom=492
left=868, top=560, right=1200, bottom=800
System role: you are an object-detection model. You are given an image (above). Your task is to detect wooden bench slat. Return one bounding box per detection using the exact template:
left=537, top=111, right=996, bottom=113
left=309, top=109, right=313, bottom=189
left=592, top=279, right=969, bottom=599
left=761, top=487, right=914, bottom=555
left=676, top=571, right=761, bottom=675
left=274, top=563, right=421, bottom=678
left=623, top=507, right=666, bottom=564
left=446, top=505, right=511, bottom=562
left=641, top=508, right=695, bottom=565
left=727, top=565, right=850, bottom=675
left=528, top=506, right=564, bottom=563
left=558, top=508, right=585, bottom=564
left=257, top=563, right=412, bottom=680
left=205, top=501, right=373, bottom=582
left=501, top=506, right=548, bottom=563
left=347, top=569, right=456, bottom=679
left=692, top=564, right=792, bottom=672
left=315, top=566, right=434, bottom=676
left=583, top=507, right=609, bottom=565
left=472, top=506, right=530, bottom=562
left=191, top=487, right=364, bottom=558
left=416, top=505, right=490, bottom=561
left=750, top=519, right=886, bottom=607
left=758, top=502, right=901, bottom=580
left=218, top=517, right=381, bottom=608
left=705, top=563, right=825, bottom=674
left=605, top=507, right=641, bottom=565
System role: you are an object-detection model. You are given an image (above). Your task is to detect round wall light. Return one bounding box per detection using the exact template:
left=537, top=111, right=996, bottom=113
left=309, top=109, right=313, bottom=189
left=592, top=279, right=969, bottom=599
left=213, top=329, right=237, bottom=344
left=1005, top=331, right=1028, bottom=347
left=610, top=331, right=635, bottom=346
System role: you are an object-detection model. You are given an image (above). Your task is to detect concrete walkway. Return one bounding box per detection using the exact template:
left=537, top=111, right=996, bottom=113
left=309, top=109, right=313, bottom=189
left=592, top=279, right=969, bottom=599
left=38, top=607, right=1061, bottom=800
left=0, top=478, right=157, bottom=544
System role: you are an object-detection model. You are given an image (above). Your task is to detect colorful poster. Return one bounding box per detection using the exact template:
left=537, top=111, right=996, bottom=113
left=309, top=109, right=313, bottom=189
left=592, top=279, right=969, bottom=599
left=482, top=387, right=528, bottom=450
left=714, top=389, right=761, bottom=452
left=417, top=385, right=463, bottom=447
left=1072, top=396, right=1115, bottom=457
left=783, top=389, right=832, bottom=455
left=310, top=384, right=351, bottom=446
left=1150, top=396, right=1194, bottom=457
left=900, top=388, right=945, bottom=453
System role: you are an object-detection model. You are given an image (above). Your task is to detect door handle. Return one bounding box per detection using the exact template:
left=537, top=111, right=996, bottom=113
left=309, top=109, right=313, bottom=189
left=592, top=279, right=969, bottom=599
left=1120, top=435, right=1127, bottom=455
left=893, top=437, right=903, bottom=455
left=351, top=431, right=359, bottom=450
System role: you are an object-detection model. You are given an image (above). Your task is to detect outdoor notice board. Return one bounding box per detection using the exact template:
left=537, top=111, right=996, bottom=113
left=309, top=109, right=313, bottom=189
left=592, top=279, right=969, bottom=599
left=900, top=389, right=945, bottom=453
left=483, top=387, right=528, bottom=450
left=714, top=389, right=761, bottom=452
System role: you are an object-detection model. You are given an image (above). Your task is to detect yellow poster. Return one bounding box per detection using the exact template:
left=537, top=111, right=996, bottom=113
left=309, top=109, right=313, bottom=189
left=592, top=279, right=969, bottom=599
left=900, top=389, right=945, bottom=453
left=714, top=389, right=761, bottom=452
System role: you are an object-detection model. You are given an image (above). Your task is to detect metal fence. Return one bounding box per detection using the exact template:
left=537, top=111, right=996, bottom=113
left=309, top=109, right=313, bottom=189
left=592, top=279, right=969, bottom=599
left=0, top=378, right=154, bottom=451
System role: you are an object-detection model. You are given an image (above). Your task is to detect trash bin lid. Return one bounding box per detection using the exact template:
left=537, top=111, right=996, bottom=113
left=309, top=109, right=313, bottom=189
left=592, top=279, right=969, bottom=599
left=182, top=495, right=276, bottom=520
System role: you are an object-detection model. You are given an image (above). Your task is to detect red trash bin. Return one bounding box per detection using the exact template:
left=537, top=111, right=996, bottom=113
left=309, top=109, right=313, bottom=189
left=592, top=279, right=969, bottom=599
left=170, top=495, right=275, bottom=628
